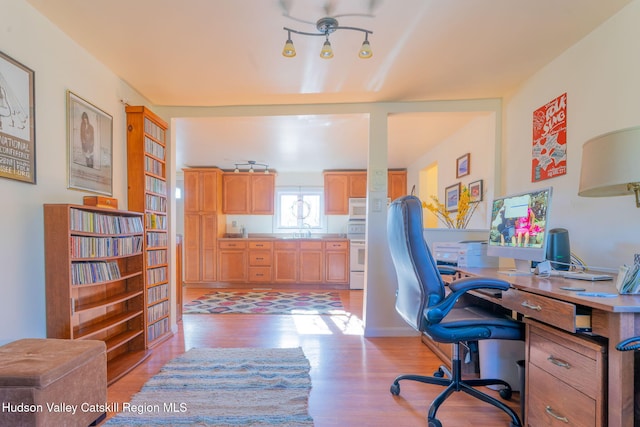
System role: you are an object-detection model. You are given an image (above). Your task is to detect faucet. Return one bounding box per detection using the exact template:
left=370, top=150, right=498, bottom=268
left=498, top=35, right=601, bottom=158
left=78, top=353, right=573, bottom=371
left=302, top=223, right=311, bottom=238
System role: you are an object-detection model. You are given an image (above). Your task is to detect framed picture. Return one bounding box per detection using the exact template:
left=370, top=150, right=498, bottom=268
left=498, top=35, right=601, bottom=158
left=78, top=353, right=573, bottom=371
left=445, top=183, right=461, bottom=212
left=469, top=179, right=483, bottom=202
left=456, top=153, right=470, bottom=178
left=0, top=50, right=36, bottom=184
left=67, top=91, right=113, bottom=195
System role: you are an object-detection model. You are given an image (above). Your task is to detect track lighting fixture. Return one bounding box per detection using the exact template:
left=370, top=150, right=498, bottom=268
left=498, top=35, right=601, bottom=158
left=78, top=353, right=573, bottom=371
left=233, top=160, right=270, bottom=174
left=283, top=17, right=372, bottom=60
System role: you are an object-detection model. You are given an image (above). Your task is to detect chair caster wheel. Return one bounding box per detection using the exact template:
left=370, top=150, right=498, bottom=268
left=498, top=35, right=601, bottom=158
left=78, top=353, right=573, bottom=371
left=433, top=368, right=445, bottom=378
left=428, top=418, right=443, bottom=427
left=390, top=382, right=400, bottom=396
left=499, top=387, right=513, bottom=400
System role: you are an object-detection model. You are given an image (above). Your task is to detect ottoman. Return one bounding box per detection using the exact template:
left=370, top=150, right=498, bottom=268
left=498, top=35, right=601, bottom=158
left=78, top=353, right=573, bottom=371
left=0, top=338, right=107, bottom=427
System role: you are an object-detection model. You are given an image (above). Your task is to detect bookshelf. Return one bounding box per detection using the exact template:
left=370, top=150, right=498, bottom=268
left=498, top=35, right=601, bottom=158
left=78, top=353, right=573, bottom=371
left=44, top=204, right=149, bottom=385
left=126, top=106, right=171, bottom=348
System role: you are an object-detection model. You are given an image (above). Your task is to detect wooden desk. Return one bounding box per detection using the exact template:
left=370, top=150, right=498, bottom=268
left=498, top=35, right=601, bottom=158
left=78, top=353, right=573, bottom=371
left=460, top=268, right=640, bottom=427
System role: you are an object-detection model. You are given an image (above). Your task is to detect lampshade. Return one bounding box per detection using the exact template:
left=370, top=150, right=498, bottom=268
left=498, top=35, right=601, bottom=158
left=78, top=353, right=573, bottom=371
left=578, top=126, right=640, bottom=205
left=358, top=40, right=373, bottom=59
left=320, top=39, right=334, bottom=59
left=282, top=38, right=296, bottom=57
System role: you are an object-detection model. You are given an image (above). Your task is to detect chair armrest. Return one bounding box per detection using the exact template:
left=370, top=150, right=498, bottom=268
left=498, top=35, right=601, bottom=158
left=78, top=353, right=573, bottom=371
left=425, top=276, right=511, bottom=324
left=448, top=276, right=510, bottom=293
left=438, top=265, right=458, bottom=276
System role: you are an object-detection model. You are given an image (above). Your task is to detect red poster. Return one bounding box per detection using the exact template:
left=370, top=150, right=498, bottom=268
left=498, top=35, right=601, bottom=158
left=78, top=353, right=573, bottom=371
left=531, top=93, right=567, bottom=182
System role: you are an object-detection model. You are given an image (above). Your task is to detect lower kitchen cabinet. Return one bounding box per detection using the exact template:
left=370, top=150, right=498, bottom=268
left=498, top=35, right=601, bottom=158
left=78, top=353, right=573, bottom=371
left=299, top=241, right=323, bottom=284
left=218, top=240, right=247, bottom=282
left=274, top=241, right=298, bottom=283
left=324, top=240, right=349, bottom=284
left=248, top=241, right=272, bottom=283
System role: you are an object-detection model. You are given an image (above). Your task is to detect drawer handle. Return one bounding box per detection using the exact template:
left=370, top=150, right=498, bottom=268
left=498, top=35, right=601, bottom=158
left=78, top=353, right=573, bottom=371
left=547, top=356, right=571, bottom=369
left=256, top=257, right=264, bottom=260
left=545, top=406, right=569, bottom=423
left=521, top=301, right=542, bottom=311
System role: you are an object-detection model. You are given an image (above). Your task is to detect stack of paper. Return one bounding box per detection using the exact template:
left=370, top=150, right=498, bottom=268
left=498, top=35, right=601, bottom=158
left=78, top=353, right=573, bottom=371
left=616, top=263, right=640, bottom=294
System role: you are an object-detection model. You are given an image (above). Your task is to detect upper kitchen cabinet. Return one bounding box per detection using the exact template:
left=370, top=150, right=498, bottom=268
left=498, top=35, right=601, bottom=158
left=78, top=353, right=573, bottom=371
left=222, top=172, right=275, bottom=215
left=323, top=170, right=407, bottom=215
left=388, top=169, right=408, bottom=201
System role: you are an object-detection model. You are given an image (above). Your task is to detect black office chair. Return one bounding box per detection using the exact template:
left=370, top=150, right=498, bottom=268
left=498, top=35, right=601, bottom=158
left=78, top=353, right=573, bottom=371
left=387, top=195, right=524, bottom=427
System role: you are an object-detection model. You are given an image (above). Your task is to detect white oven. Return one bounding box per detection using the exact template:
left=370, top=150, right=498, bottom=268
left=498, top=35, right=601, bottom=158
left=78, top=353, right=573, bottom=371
left=347, top=219, right=366, bottom=290
left=349, top=239, right=365, bottom=289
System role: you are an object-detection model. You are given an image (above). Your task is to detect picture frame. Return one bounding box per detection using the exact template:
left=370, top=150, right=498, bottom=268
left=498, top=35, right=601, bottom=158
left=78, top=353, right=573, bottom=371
left=0, top=50, right=36, bottom=184
left=469, top=179, right=483, bottom=202
left=67, top=91, right=113, bottom=195
left=456, top=153, right=470, bottom=178
left=445, top=183, right=461, bottom=212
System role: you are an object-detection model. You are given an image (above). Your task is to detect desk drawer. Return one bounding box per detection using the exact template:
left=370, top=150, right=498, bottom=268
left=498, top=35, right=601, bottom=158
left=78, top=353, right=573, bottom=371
left=502, top=288, right=576, bottom=332
left=527, top=363, right=596, bottom=427
left=529, top=327, right=601, bottom=398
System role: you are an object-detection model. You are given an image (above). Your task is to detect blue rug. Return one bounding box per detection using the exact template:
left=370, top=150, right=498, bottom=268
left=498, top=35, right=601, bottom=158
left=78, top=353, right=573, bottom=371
left=105, top=347, right=314, bottom=426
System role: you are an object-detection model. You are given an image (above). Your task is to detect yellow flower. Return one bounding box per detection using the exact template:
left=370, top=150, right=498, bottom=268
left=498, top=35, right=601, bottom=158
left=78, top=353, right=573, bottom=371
left=423, top=186, right=480, bottom=229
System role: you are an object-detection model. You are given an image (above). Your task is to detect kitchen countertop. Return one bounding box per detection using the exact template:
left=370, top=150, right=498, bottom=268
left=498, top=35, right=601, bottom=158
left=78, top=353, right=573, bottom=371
left=218, top=233, right=347, bottom=240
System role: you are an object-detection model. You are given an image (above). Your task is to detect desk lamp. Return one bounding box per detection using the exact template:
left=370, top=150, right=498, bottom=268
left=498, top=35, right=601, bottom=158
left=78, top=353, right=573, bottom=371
left=578, top=126, right=640, bottom=207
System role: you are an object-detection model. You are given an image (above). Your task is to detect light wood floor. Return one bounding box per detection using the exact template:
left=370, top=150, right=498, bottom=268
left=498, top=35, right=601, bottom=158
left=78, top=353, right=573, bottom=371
left=105, top=288, right=521, bottom=426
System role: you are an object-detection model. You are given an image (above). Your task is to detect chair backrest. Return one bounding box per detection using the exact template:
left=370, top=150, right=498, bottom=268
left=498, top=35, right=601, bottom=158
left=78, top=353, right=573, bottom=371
left=387, top=195, right=446, bottom=331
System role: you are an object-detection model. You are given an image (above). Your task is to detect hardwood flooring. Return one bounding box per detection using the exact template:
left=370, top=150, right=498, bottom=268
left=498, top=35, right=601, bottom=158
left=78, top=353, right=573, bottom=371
left=105, top=288, right=521, bottom=426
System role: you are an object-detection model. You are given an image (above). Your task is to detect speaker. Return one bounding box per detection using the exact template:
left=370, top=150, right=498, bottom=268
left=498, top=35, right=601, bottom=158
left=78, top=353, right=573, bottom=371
left=546, top=228, right=571, bottom=271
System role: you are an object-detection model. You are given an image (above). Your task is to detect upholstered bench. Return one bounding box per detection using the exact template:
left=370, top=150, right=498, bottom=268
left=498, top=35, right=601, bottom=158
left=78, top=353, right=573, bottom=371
left=0, top=338, right=107, bottom=427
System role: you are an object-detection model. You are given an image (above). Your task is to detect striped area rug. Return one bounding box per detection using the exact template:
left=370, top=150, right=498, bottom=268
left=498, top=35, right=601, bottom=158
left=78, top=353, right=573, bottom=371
left=105, top=347, right=314, bottom=426
left=183, top=290, right=345, bottom=315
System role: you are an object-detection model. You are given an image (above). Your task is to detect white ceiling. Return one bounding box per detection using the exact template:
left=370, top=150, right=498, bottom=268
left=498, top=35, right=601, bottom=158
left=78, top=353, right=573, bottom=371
left=26, top=0, right=631, bottom=172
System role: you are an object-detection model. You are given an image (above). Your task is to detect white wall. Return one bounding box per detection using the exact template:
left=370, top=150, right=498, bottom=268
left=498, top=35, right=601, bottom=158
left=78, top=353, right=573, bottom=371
left=407, top=113, right=497, bottom=230
left=0, top=0, right=151, bottom=343
left=502, top=0, right=640, bottom=270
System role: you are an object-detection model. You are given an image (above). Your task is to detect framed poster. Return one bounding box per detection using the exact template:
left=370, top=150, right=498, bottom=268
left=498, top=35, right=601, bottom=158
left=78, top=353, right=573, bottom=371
left=0, top=51, right=35, bottom=184
left=67, top=91, right=113, bottom=195
left=469, top=179, right=483, bottom=202
left=456, top=153, right=470, bottom=178
left=445, top=183, right=461, bottom=212
left=532, top=93, right=567, bottom=182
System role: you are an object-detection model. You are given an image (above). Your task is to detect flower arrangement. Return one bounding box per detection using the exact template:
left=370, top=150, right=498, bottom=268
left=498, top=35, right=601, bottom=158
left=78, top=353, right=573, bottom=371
left=423, top=185, right=480, bottom=229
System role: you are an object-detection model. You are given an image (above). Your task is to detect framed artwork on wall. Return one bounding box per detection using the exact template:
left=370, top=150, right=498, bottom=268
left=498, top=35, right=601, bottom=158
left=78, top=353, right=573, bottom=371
left=469, top=179, right=483, bottom=202
left=445, top=183, right=461, bottom=212
left=0, top=50, right=36, bottom=184
left=67, top=91, right=113, bottom=195
left=456, top=153, right=470, bottom=178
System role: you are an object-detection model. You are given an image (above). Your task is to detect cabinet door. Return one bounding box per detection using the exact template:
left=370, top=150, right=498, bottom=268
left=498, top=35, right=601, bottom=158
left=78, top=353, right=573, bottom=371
left=300, top=242, right=323, bottom=283
left=201, top=214, right=217, bottom=282
left=388, top=170, right=407, bottom=201
left=324, top=173, right=349, bottom=215
left=223, top=174, right=250, bottom=213
left=274, top=248, right=298, bottom=283
left=251, top=174, right=275, bottom=214
left=348, top=172, right=367, bottom=198
left=325, top=241, right=349, bottom=284
left=200, top=169, right=219, bottom=212
left=218, top=250, right=247, bottom=282
left=183, top=171, right=200, bottom=213
left=184, top=213, right=201, bottom=282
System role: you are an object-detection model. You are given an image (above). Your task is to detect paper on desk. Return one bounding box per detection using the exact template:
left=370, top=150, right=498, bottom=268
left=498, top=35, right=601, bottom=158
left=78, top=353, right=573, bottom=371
left=616, top=263, right=640, bottom=294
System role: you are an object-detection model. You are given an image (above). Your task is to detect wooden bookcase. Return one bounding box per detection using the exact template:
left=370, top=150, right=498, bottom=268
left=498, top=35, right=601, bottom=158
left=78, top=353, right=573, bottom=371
left=125, top=106, right=171, bottom=348
left=44, top=204, right=149, bottom=385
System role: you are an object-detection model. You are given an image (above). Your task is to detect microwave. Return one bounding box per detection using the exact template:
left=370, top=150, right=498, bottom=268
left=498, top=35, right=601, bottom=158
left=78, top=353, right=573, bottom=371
left=348, top=198, right=367, bottom=220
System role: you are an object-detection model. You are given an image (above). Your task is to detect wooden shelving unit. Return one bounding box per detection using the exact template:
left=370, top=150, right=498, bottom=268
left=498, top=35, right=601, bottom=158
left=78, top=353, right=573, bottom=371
left=126, top=106, right=172, bottom=348
left=44, top=204, right=150, bottom=385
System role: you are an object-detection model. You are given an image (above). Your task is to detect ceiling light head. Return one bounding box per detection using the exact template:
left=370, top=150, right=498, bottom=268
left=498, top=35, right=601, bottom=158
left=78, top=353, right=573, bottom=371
left=282, top=31, right=296, bottom=58
left=359, top=39, right=372, bottom=59
left=320, top=37, right=334, bottom=59
left=233, top=160, right=269, bottom=174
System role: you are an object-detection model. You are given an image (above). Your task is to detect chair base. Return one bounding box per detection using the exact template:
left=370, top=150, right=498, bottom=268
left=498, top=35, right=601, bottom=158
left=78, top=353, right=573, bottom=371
left=390, top=342, right=522, bottom=427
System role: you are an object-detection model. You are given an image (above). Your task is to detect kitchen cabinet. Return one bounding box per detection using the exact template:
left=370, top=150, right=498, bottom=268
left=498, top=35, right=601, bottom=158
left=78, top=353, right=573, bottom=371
left=324, top=240, right=349, bottom=284
left=222, top=172, right=275, bottom=214
left=248, top=241, right=273, bottom=283
left=299, top=241, right=323, bottom=284
left=274, top=241, right=298, bottom=283
left=218, top=240, right=248, bottom=282
left=183, top=168, right=225, bottom=285
left=324, top=169, right=407, bottom=214
left=388, top=170, right=408, bottom=201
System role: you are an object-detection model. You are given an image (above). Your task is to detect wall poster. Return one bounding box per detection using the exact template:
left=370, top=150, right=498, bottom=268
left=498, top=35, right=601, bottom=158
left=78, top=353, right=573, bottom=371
left=0, top=51, right=35, bottom=184
left=532, top=93, right=567, bottom=182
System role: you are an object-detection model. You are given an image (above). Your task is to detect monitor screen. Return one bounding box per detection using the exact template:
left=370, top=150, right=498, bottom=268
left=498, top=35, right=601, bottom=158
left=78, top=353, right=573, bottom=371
left=487, top=187, right=553, bottom=275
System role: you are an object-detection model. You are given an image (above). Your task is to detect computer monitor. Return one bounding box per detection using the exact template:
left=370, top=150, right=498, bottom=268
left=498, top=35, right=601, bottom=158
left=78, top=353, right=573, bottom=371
left=487, top=187, right=553, bottom=275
